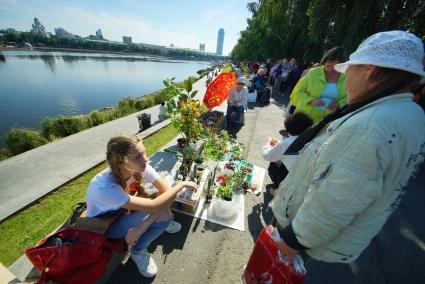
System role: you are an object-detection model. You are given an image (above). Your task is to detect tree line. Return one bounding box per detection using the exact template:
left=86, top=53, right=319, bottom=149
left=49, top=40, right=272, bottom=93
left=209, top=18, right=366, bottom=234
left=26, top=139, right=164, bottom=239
left=231, top=0, right=425, bottom=63
left=0, top=30, right=224, bottom=60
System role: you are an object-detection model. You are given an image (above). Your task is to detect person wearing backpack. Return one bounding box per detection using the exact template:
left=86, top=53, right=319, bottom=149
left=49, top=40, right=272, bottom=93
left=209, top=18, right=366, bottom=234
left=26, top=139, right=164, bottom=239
left=86, top=135, right=197, bottom=277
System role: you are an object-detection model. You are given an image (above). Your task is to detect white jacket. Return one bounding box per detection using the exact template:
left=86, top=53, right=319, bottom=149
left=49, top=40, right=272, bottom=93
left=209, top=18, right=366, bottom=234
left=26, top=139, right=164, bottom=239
left=261, top=136, right=297, bottom=169
left=271, top=93, right=425, bottom=263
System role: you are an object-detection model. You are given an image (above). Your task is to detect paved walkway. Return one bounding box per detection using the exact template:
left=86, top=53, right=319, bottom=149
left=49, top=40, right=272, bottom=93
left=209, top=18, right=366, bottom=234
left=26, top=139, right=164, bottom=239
left=0, top=75, right=210, bottom=221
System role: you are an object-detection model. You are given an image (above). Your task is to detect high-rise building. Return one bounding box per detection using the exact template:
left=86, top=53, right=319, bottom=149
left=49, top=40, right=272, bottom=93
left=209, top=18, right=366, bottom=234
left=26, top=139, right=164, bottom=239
left=31, top=17, right=47, bottom=37
left=96, top=29, right=103, bottom=39
left=55, top=28, right=77, bottom=40
left=199, top=43, right=205, bottom=52
left=216, top=28, right=224, bottom=56
left=123, top=36, right=132, bottom=45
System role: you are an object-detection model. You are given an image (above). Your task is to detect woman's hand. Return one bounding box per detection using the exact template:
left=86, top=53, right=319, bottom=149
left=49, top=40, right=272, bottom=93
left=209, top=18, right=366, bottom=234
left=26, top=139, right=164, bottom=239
left=311, top=99, right=325, bottom=106
left=278, top=238, right=299, bottom=261
left=177, top=181, right=198, bottom=192
left=126, top=226, right=146, bottom=246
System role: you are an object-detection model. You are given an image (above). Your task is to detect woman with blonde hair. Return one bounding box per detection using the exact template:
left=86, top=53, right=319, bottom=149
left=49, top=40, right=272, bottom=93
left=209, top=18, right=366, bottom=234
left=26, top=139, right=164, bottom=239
left=271, top=30, right=425, bottom=273
left=86, top=135, right=196, bottom=278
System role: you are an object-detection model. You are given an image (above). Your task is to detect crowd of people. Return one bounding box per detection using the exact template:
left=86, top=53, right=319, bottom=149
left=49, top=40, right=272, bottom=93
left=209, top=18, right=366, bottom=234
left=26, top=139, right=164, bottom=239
left=254, top=30, right=425, bottom=272
left=81, top=30, right=424, bottom=281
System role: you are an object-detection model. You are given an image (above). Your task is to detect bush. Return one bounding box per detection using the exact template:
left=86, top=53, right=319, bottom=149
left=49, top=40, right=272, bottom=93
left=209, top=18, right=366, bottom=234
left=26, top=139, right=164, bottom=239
left=117, top=97, right=137, bottom=117
left=5, top=128, right=48, bottom=156
left=0, top=149, right=10, bottom=161
left=153, top=92, right=166, bottom=105
left=102, top=109, right=119, bottom=122
left=41, top=115, right=91, bottom=140
left=135, top=98, right=148, bottom=110
left=89, top=111, right=106, bottom=126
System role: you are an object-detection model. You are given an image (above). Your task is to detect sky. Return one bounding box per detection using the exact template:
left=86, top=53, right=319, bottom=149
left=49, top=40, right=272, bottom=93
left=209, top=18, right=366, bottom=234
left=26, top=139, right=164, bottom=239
left=0, top=0, right=252, bottom=55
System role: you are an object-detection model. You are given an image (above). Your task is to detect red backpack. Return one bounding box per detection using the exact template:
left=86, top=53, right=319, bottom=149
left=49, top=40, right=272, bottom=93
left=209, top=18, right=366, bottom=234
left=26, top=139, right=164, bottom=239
left=25, top=228, right=127, bottom=284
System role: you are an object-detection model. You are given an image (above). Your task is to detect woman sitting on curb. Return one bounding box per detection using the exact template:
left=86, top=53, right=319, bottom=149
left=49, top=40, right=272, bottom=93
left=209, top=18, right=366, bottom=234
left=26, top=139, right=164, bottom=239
left=86, top=135, right=197, bottom=278
left=226, top=77, right=248, bottom=125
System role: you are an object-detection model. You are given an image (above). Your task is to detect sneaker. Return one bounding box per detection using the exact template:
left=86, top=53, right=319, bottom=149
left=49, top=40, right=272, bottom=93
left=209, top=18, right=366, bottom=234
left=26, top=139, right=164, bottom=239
left=165, top=220, right=181, bottom=234
left=131, top=249, right=157, bottom=278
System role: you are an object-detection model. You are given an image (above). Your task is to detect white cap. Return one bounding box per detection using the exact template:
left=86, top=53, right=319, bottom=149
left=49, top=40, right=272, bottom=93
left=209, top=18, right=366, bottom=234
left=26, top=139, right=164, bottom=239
left=237, top=77, right=247, bottom=84
left=334, top=30, right=425, bottom=80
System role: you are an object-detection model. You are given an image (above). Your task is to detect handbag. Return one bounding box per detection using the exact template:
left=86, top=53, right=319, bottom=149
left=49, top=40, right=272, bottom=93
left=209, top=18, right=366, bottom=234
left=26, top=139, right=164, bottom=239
left=243, top=225, right=306, bottom=284
left=25, top=228, right=127, bottom=284
left=63, top=202, right=125, bottom=235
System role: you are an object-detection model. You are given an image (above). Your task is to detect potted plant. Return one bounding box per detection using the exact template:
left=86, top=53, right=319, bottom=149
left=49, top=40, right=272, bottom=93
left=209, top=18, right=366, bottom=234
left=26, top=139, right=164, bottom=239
left=228, top=170, right=245, bottom=192
left=216, top=184, right=233, bottom=201
left=195, top=155, right=204, bottom=166
left=202, top=128, right=233, bottom=161
left=162, top=78, right=207, bottom=144
left=213, top=184, right=238, bottom=220
left=177, top=137, right=187, bottom=148
left=182, top=146, right=197, bottom=170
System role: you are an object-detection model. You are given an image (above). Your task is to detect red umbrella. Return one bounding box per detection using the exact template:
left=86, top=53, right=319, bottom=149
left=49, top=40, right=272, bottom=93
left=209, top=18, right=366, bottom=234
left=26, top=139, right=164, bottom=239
left=203, top=72, right=237, bottom=109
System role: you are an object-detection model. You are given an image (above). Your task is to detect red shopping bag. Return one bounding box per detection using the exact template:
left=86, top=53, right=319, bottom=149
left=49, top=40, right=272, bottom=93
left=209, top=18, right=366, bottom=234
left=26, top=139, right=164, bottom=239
left=243, top=226, right=306, bottom=284
left=25, top=228, right=127, bottom=284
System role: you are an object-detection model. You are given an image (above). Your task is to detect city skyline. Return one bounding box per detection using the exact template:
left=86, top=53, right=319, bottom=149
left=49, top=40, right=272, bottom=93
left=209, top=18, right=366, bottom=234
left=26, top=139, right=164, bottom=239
left=0, top=0, right=251, bottom=55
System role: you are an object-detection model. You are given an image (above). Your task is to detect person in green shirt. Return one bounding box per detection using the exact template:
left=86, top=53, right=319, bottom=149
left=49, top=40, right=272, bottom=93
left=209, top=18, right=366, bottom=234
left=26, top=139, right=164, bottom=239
left=290, top=47, right=348, bottom=124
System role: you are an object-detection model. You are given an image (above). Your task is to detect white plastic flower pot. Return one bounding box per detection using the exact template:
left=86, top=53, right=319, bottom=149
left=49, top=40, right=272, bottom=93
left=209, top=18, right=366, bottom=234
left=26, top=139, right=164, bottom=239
left=213, top=197, right=238, bottom=220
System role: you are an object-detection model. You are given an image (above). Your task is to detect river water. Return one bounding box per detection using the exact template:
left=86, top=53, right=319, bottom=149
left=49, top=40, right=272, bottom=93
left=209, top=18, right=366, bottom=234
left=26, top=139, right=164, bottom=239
left=0, top=50, right=210, bottom=146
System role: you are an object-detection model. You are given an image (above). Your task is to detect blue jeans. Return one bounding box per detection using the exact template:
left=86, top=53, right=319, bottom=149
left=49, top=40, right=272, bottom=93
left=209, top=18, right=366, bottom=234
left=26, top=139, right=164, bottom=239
left=105, top=211, right=170, bottom=253
left=226, top=105, right=244, bottom=124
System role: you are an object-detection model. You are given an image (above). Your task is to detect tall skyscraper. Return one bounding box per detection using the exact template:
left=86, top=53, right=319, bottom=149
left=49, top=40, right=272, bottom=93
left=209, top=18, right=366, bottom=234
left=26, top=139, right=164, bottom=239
left=216, top=28, right=224, bottom=56
left=96, top=29, right=103, bottom=39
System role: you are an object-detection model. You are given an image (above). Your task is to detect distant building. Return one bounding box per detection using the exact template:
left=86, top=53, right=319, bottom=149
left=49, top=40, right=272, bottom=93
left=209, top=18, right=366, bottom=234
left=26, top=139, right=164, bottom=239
left=55, top=28, right=78, bottom=40
left=31, top=17, right=47, bottom=37
left=199, top=43, right=205, bottom=52
left=123, top=36, right=132, bottom=45
left=96, top=29, right=103, bottom=39
left=216, top=28, right=224, bottom=56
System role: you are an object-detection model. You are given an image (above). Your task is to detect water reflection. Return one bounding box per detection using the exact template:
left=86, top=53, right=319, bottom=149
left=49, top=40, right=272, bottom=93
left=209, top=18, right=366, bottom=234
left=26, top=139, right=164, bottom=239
left=62, top=55, right=82, bottom=67
left=10, top=54, right=184, bottom=64
left=40, top=55, right=58, bottom=73
left=0, top=53, right=6, bottom=63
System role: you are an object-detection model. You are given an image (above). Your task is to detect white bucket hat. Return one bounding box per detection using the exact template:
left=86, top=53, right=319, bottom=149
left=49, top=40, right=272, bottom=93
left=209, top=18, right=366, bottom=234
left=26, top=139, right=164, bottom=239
left=237, top=77, right=247, bottom=84
left=334, top=30, right=425, bottom=80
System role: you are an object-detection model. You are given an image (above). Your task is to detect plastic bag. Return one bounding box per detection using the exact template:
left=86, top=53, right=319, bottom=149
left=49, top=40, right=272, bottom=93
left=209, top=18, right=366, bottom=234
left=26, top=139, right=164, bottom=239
left=213, top=197, right=239, bottom=220
left=243, top=225, right=306, bottom=284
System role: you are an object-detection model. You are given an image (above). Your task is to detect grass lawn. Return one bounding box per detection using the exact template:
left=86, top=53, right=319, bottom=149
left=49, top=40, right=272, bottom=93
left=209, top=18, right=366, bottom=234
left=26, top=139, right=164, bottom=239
left=0, top=124, right=179, bottom=266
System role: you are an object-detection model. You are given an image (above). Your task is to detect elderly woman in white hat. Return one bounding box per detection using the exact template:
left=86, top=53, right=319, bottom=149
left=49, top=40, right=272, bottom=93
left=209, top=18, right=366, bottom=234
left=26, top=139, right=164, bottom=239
left=226, top=76, right=248, bottom=124
left=270, top=30, right=425, bottom=265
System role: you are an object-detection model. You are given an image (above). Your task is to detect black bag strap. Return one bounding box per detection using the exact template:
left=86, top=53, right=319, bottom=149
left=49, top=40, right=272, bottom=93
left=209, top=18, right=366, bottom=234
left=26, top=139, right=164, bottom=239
left=284, top=81, right=408, bottom=155
left=63, top=202, right=87, bottom=229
